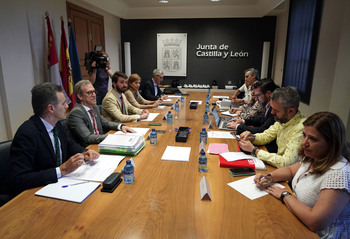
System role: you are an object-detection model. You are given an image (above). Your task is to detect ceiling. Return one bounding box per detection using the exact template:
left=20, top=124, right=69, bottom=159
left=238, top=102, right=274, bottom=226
left=81, top=0, right=288, bottom=19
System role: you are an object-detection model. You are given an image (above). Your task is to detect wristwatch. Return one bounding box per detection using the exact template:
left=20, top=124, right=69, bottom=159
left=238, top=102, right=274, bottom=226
left=251, top=146, right=258, bottom=157
left=280, top=191, right=292, bottom=204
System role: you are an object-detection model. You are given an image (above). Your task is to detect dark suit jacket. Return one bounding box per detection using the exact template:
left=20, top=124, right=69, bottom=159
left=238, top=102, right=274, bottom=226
left=237, top=106, right=278, bottom=153
left=8, top=115, right=85, bottom=196
left=140, top=78, right=164, bottom=101
left=236, top=106, right=275, bottom=135
left=66, top=103, right=122, bottom=147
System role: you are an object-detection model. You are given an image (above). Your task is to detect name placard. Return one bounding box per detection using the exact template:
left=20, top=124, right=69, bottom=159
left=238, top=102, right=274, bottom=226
left=199, top=175, right=212, bottom=201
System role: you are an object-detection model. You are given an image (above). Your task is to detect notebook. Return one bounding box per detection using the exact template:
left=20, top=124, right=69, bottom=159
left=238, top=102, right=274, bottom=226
left=212, top=106, right=232, bottom=130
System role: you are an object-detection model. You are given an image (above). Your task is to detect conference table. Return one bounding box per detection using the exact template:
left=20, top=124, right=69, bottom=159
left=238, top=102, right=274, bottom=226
left=0, top=90, right=318, bottom=238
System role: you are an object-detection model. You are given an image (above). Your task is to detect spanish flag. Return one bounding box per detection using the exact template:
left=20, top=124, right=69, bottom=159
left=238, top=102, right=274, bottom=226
left=59, top=17, right=76, bottom=109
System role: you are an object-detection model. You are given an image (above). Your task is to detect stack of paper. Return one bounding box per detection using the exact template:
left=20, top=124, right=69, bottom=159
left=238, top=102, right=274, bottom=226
left=99, top=134, right=145, bottom=156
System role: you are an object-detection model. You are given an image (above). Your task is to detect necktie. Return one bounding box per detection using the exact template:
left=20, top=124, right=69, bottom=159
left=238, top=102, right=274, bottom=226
left=53, top=127, right=61, bottom=166
left=120, top=96, right=126, bottom=114
left=88, top=109, right=99, bottom=135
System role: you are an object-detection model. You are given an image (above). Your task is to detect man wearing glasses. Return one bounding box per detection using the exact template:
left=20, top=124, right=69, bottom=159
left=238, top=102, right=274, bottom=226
left=140, top=69, right=168, bottom=101
left=66, top=80, right=135, bottom=147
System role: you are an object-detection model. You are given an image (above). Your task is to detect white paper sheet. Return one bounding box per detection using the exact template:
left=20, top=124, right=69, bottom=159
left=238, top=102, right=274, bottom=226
left=155, top=105, right=166, bottom=109
left=63, top=154, right=125, bottom=182
left=114, top=127, right=150, bottom=137
left=220, top=152, right=256, bottom=162
left=161, top=146, right=191, bottom=161
left=207, top=131, right=235, bottom=139
left=213, top=96, right=229, bottom=99
left=168, top=95, right=181, bottom=98
left=140, top=113, right=160, bottom=121
left=227, top=176, right=285, bottom=200
left=189, top=100, right=202, bottom=105
left=162, top=99, right=172, bottom=102
left=35, top=178, right=100, bottom=203
left=221, top=111, right=238, bottom=117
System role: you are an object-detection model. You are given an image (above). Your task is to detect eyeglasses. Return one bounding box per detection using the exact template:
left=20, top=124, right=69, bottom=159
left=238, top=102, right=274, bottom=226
left=83, top=90, right=96, bottom=96
left=253, top=93, right=263, bottom=97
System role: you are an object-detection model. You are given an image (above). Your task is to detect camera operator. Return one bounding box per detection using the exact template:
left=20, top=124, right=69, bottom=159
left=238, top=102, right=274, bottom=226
left=88, top=51, right=113, bottom=105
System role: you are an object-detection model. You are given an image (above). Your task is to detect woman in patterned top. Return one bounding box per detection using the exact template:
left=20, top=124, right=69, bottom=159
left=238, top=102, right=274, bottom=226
left=124, top=73, right=162, bottom=109
left=254, top=112, right=350, bottom=238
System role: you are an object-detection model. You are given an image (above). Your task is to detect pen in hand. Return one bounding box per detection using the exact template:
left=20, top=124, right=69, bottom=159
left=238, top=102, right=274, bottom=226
left=259, top=173, right=271, bottom=181
left=62, top=181, right=89, bottom=188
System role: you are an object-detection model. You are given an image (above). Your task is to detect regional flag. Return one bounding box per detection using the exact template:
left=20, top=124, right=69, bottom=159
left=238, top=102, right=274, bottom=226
left=45, top=13, right=71, bottom=104
left=60, top=17, right=76, bottom=109
left=68, top=20, right=82, bottom=84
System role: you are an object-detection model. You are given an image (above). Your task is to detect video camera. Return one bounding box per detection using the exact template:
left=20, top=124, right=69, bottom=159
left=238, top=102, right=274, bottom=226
left=84, top=45, right=109, bottom=71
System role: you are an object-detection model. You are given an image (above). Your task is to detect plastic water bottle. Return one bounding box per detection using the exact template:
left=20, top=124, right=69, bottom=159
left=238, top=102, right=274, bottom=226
left=198, top=151, right=207, bottom=173
left=200, top=128, right=207, bottom=144
left=166, top=111, right=173, bottom=123
left=206, top=95, right=210, bottom=105
left=150, top=128, right=157, bottom=145
left=205, top=102, right=210, bottom=113
left=208, top=89, right=211, bottom=98
left=175, top=101, right=179, bottom=112
left=180, top=94, right=184, bottom=103
left=123, top=160, right=134, bottom=183
left=203, top=112, right=209, bottom=124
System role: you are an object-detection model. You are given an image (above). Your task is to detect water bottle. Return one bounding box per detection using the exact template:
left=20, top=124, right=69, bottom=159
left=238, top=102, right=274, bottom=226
left=150, top=128, right=157, bottom=145
left=203, top=112, right=209, bottom=125
left=208, top=89, right=211, bottom=98
left=198, top=151, right=207, bottom=173
left=123, top=160, right=134, bottom=183
left=166, top=111, right=173, bottom=123
left=205, top=102, right=210, bottom=113
left=180, top=94, right=184, bottom=103
left=206, top=95, right=210, bottom=105
left=174, top=101, right=179, bottom=112
left=200, top=128, right=207, bottom=144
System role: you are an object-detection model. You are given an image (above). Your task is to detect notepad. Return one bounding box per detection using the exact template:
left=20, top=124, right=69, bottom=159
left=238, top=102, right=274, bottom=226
left=227, top=176, right=285, bottom=200
left=140, top=113, right=159, bottom=121
left=35, top=178, right=100, bottom=203
left=161, top=146, right=191, bottom=161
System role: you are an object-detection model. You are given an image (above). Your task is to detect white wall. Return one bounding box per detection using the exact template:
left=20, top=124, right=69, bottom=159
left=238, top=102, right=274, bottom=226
left=273, top=0, right=350, bottom=140
left=0, top=0, right=121, bottom=140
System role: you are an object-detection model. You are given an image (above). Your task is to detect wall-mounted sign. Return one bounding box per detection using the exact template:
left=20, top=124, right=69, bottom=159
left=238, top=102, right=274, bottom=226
left=195, top=44, right=249, bottom=59
left=157, top=33, right=187, bottom=76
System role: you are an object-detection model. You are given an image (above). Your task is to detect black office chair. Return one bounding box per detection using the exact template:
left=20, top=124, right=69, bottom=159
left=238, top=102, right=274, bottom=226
left=0, top=140, right=12, bottom=206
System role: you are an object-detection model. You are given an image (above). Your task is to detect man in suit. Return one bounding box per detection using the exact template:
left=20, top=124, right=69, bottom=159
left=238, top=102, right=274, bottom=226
left=66, top=80, right=135, bottom=147
left=227, top=79, right=279, bottom=152
left=102, top=71, right=149, bottom=122
left=8, top=82, right=99, bottom=196
left=140, top=69, right=168, bottom=101
left=227, top=79, right=278, bottom=134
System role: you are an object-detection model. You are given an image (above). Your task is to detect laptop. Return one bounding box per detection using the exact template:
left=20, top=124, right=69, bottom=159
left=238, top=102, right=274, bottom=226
left=211, top=106, right=233, bottom=130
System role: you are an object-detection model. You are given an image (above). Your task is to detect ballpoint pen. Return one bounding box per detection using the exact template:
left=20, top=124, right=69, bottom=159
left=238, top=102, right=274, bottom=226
left=259, top=173, right=271, bottom=181
left=62, top=181, right=89, bottom=188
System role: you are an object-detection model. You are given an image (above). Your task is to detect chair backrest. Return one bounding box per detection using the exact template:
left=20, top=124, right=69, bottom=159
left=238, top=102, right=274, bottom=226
left=0, top=140, right=12, bottom=206
left=0, top=140, right=12, bottom=194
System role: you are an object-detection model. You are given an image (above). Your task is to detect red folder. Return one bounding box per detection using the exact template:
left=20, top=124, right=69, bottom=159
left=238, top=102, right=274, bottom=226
left=218, top=142, right=256, bottom=169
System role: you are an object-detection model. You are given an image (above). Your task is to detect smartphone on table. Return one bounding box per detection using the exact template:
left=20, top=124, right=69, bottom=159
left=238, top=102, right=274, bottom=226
left=229, top=167, right=255, bottom=177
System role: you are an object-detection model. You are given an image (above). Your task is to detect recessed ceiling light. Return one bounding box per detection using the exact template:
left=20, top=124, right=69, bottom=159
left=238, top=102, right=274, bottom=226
left=211, top=0, right=221, bottom=2
left=159, top=0, right=168, bottom=3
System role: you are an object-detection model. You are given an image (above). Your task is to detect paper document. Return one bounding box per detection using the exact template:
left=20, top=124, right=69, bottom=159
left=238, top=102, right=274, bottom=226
left=220, top=152, right=258, bottom=162
left=208, top=143, right=229, bottom=154
left=189, top=100, right=202, bottom=105
left=35, top=178, right=100, bottom=203
left=168, top=95, right=181, bottom=98
left=213, top=96, right=229, bottom=99
left=155, top=105, right=166, bottom=109
left=114, top=127, right=150, bottom=137
left=100, top=134, right=141, bottom=147
left=140, top=113, right=159, bottom=121
left=207, top=131, right=235, bottom=139
left=162, top=99, right=172, bottom=102
left=227, top=176, right=285, bottom=200
left=221, top=111, right=238, bottom=117
left=63, top=154, right=125, bottom=181
left=161, top=146, right=191, bottom=161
